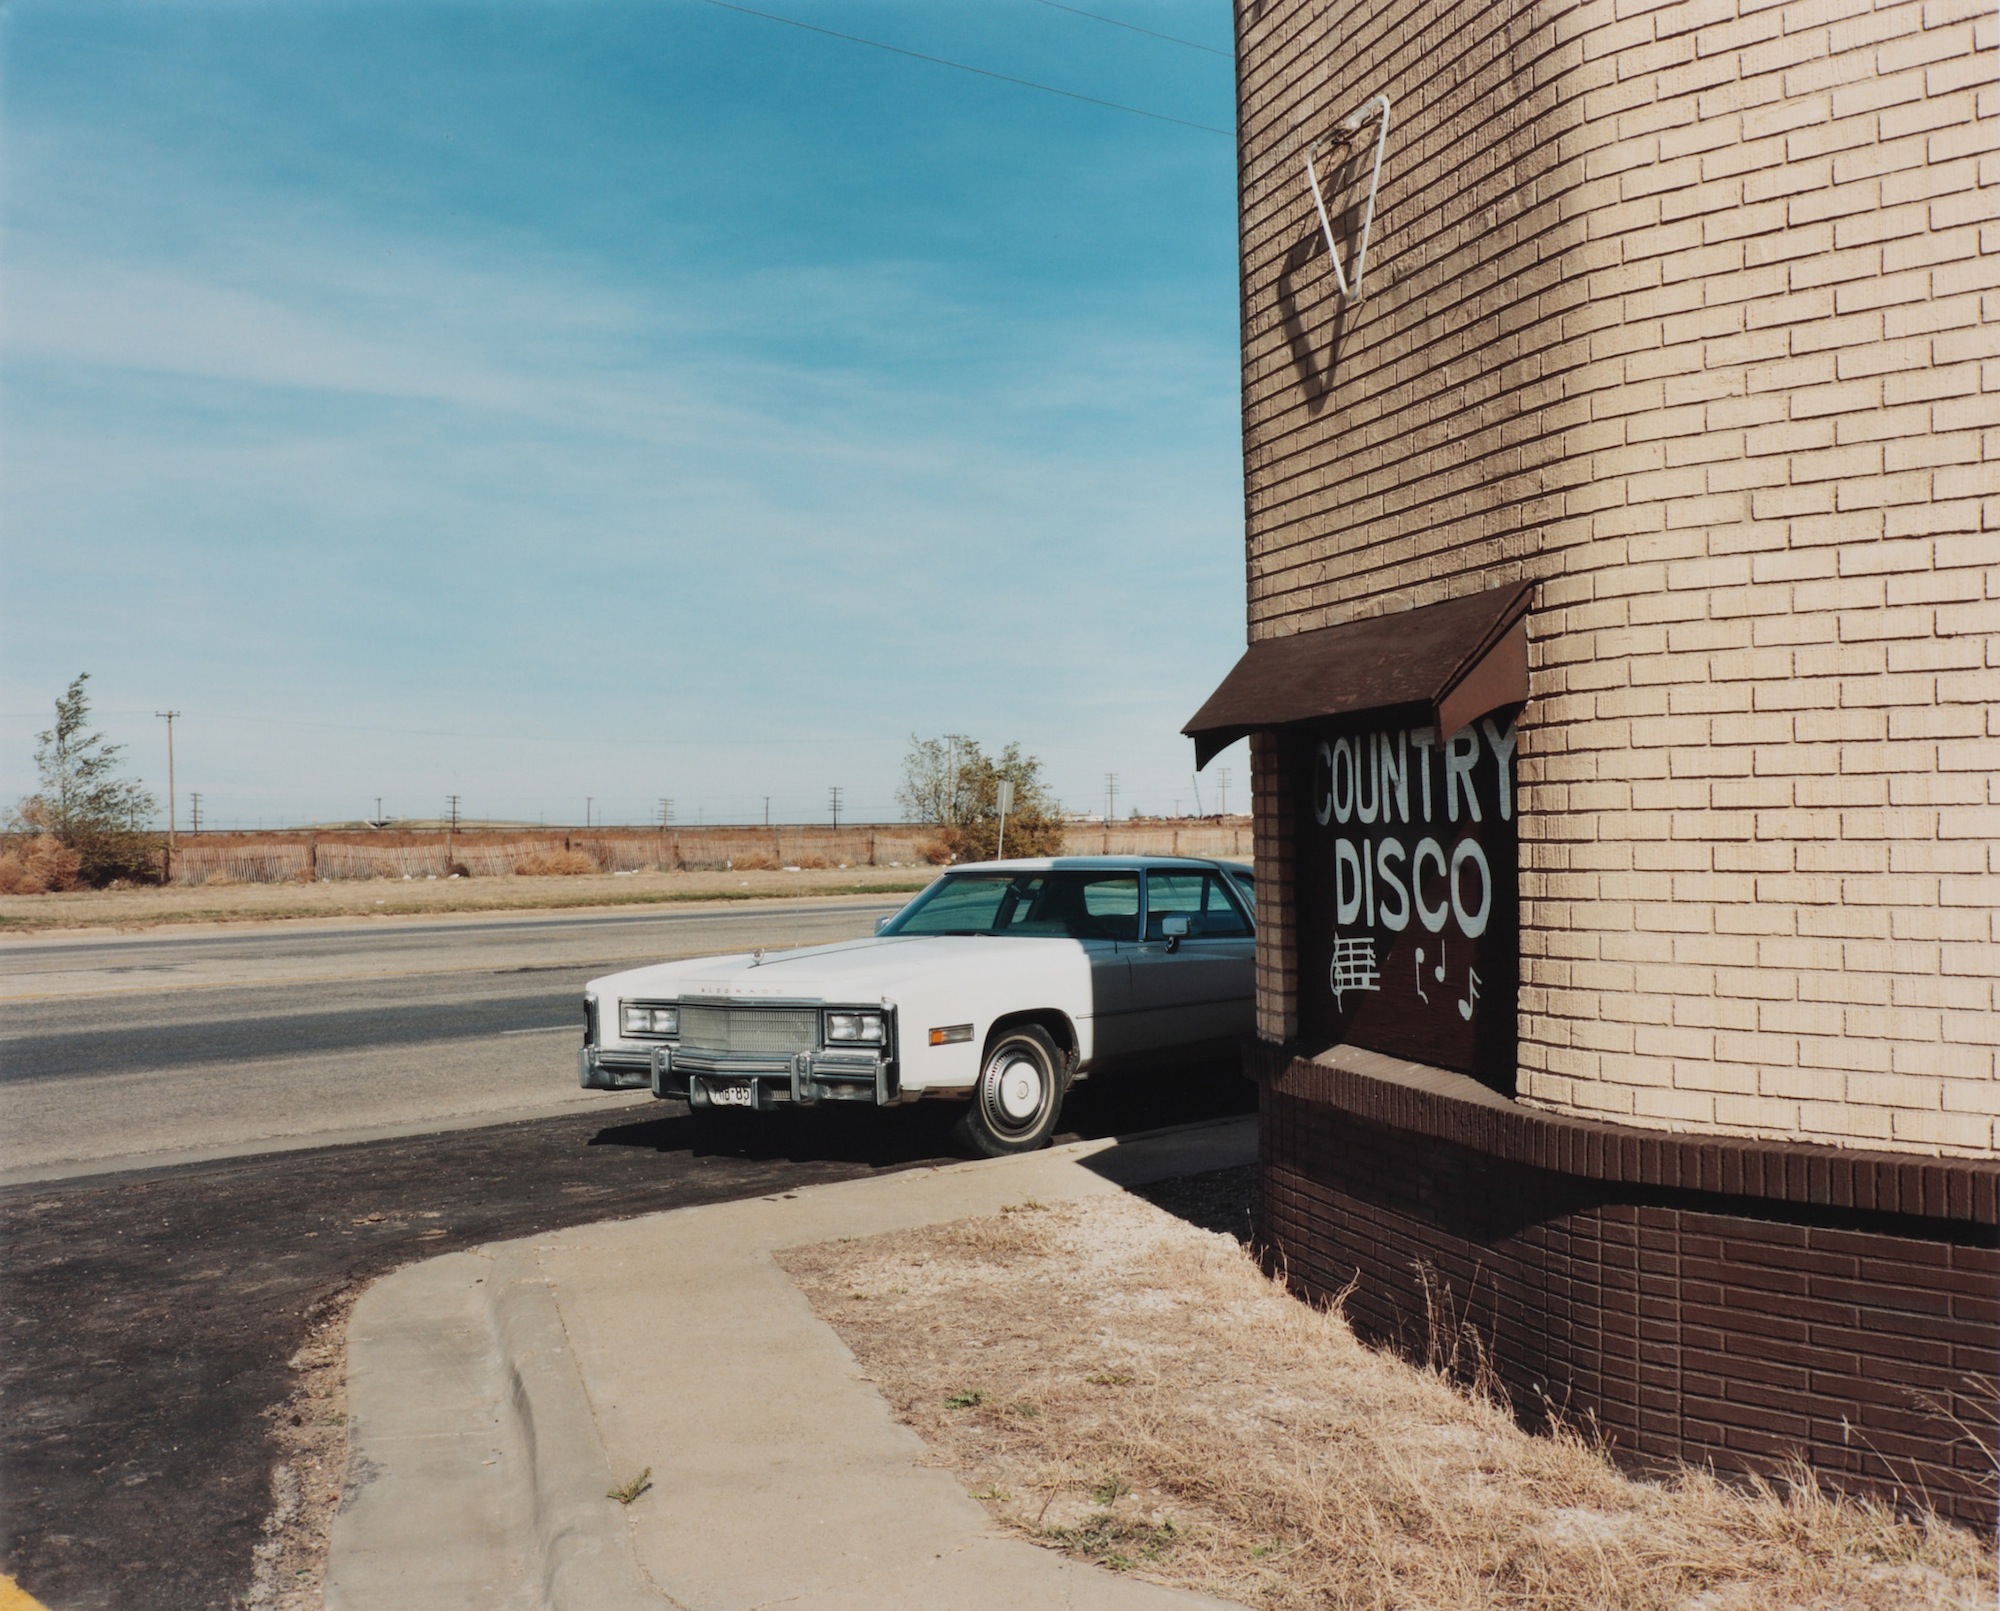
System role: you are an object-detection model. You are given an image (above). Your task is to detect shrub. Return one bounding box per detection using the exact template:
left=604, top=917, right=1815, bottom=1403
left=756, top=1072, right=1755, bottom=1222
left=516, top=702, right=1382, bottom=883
left=514, top=849, right=598, bottom=877
left=0, top=835, right=85, bottom=894
left=793, top=853, right=831, bottom=870
left=76, top=828, right=164, bottom=886
left=733, top=852, right=780, bottom=871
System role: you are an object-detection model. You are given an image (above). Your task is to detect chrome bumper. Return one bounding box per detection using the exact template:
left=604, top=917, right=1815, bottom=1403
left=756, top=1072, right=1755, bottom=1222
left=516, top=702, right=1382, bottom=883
left=578, top=1046, right=652, bottom=1091
left=652, top=1044, right=902, bottom=1109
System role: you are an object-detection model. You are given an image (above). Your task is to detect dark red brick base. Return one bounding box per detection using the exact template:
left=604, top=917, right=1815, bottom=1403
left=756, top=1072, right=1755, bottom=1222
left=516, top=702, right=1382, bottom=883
left=1256, top=1056, right=2000, bottom=1533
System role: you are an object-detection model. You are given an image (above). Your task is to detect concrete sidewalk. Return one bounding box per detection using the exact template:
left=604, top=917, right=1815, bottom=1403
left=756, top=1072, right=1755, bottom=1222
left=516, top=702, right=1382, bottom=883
left=328, top=1118, right=1257, bottom=1611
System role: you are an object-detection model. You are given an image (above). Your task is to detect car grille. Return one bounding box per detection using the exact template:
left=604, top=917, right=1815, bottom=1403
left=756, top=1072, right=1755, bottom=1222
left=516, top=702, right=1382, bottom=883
left=678, top=1004, right=819, bottom=1055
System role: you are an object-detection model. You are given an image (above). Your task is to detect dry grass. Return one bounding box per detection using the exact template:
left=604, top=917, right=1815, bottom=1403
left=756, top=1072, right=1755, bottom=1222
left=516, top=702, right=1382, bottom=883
left=0, top=865, right=930, bottom=933
left=511, top=848, right=599, bottom=877
left=777, top=1191, right=1995, bottom=1611
left=243, top=1284, right=359, bottom=1611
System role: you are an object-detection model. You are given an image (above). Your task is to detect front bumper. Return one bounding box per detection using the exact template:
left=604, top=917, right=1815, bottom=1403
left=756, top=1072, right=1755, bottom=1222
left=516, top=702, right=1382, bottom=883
left=578, top=1046, right=653, bottom=1091
left=654, top=1044, right=902, bottom=1109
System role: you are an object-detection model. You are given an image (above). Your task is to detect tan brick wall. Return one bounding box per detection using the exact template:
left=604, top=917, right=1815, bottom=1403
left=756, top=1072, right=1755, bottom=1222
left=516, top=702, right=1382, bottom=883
left=1235, top=0, right=1999, bottom=1156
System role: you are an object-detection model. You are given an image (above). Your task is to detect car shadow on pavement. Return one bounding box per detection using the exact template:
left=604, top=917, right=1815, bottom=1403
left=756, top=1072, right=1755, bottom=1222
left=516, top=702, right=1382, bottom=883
left=585, top=1060, right=1256, bottom=1168
left=586, top=1105, right=961, bottom=1168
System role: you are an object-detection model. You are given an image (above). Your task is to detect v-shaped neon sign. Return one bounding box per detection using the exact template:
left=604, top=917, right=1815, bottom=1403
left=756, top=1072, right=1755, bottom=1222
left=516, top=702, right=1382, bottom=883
left=1305, top=94, right=1392, bottom=304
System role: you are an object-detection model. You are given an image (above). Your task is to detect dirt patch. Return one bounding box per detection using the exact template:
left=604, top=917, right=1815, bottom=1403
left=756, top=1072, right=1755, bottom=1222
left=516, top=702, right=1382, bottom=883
left=777, top=1180, right=1996, bottom=1611
left=243, top=1286, right=358, bottom=1611
left=0, top=866, right=927, bottom=934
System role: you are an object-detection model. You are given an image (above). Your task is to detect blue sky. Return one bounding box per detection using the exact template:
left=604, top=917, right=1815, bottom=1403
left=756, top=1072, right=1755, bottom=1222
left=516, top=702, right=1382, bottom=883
left=1, top=0, right=1249, bottom=828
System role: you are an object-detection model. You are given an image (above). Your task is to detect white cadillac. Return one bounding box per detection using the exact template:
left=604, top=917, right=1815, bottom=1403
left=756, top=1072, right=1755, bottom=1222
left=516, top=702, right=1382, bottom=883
left=578, top=857, right=1256, bottom=1155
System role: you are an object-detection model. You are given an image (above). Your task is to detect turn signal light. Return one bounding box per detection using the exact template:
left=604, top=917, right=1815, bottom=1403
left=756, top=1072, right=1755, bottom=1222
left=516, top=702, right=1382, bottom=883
left=929, top=1023, right=973, bottom=1046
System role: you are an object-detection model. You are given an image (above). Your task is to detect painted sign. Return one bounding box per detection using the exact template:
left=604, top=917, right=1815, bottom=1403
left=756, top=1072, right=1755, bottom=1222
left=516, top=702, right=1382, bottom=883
left=1293, top=713, right=1517, bottom=1092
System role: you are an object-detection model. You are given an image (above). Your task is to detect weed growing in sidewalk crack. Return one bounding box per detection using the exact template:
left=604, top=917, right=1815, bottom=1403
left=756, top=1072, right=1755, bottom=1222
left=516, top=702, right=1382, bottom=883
left=607, top=1467, right=652, bottom=1505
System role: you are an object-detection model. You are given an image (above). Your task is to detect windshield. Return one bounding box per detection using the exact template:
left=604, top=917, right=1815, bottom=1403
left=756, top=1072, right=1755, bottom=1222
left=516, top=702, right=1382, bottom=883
left=881, top=870, right=1141, bottom=942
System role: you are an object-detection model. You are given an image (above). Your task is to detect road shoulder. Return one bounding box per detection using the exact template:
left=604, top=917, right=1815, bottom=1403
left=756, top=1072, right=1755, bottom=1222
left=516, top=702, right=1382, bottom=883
left=0, top=863, right=928, bottom=939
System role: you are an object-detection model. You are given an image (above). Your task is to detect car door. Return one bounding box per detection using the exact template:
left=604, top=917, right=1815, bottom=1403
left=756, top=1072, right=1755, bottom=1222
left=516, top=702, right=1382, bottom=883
left=1058, top=873, right=1140, bottom=1062
left=1126, top=870, right=1256, bottom=1053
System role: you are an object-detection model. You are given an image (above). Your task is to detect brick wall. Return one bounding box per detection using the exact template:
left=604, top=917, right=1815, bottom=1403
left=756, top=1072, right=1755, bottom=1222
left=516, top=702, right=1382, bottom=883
left=1237, top=0, right=1999, bottom=1156
left=1258, top=1067, right=1999, bottom=1530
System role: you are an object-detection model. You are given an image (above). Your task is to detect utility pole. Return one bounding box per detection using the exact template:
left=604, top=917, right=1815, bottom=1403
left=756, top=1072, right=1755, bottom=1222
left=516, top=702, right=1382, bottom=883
left=763, top=796, right=771, bottom=827
left=1191, top=774, right=1203, bottom=816
left=190, top=793, right=203, bottom=835
left=446, top=794, right=460, bottom=865
left=658, top=798, right=674, bottom=826
left=828, top=786, right=843, bottom=829
left=155, top=711, right=180, bottom=881
left=1218, top=766, right=1232, bottom=817
left=1104, top=773, right=1118, bottom=823
left=375, top=796, right=384, bottom=827
left=585, top=796, right=593, bottom=830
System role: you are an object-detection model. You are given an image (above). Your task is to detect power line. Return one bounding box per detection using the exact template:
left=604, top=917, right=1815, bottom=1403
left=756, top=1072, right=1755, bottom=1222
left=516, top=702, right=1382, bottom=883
left=695, top=0, right=1231, bottom=137
left=1027, top=0, right=1230, bottom=58
left=22, top=707, right=881, bottom=752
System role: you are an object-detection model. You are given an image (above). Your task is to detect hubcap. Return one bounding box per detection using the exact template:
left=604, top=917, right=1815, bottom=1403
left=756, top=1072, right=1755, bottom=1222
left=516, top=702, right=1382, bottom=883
left=992, top=1054, right=1044, bottom=1123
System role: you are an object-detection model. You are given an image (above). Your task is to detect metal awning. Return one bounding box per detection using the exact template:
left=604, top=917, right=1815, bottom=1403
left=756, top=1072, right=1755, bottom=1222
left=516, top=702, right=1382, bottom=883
left=1183, top=580, right=1535, bottom=768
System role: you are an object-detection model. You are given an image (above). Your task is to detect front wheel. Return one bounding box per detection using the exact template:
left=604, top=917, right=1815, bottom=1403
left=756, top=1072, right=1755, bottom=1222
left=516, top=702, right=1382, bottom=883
left=953, top=1025, right=1065, bottom=1157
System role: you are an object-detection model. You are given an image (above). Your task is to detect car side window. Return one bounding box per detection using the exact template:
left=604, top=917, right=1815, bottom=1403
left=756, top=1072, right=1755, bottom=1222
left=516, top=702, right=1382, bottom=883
left=1077, top=874, right=1140, bottom=941
left=1200, top=874, right=1252, bottom=937
left=1146, top=871, right=1253, bottom=939
left=1145, top=873, right=1205, bottom=940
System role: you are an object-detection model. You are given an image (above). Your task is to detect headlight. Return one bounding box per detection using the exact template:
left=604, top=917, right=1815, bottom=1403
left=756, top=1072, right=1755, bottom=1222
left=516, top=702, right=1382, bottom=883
left=620, top=1004, right=679, bottom=1036
left=825, top=1011, right=886, bottom=1045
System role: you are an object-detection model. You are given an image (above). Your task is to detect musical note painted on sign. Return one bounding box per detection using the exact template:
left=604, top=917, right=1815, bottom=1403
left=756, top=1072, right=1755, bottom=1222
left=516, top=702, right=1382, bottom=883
left=1457, top=968, right=1481, bottom=1021
left=1330, top=935, right=1382, bottom=1009
left=1413, top=942, right=1448, bottom=1006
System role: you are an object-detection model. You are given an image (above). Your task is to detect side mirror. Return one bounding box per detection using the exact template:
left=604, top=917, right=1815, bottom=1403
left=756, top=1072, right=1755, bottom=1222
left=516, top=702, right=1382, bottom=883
left=1161, top=914, right=1190, bottom=951
left=875, top=916, right=893, bottom=934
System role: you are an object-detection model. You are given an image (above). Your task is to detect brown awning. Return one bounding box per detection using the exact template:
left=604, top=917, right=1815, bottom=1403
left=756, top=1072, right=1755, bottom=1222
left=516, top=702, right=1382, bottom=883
left=1183, top=580, right=1535, bottom=768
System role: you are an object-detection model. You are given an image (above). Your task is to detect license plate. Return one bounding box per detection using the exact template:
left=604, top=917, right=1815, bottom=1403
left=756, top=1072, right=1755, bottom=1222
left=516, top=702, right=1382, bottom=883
left=707, top=1079, right=755, bottom=1108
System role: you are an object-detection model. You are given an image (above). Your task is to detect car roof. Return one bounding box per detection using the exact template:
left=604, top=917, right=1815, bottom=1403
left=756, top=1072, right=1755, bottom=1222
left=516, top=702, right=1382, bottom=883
left=937, top=855, right=1250, bottom=874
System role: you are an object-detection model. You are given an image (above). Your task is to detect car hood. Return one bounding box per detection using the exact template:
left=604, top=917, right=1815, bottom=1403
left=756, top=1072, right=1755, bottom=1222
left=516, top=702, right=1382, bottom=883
left=589, top=933, right=1082, bottom=1003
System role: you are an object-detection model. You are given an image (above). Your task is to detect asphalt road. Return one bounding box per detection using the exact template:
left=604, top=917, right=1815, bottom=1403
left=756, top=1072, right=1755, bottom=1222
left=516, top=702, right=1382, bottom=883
left=0, top=903, right=1257, bottom=1611
left=0, top=899, right=903, bottom=1183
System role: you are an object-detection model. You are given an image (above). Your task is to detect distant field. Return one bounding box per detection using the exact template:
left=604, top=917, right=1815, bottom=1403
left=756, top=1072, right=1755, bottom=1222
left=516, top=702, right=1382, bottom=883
left=0, top=866, right=933, bottom=934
